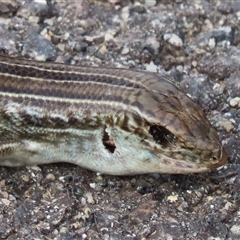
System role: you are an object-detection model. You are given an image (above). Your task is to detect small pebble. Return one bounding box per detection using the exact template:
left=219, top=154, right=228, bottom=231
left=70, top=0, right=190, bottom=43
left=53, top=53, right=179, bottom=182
left=81, top=197, right=87, bottom=206
left=230, top=225, right=240, bottom=236
left=167, top=194, right=178, bottom=203
left=208, top=38, right=216, bottom=49
left=29, top=16, right=39, bottom=23
left=163, top=33, right=183, bottom=47
left=46, top=173, right=56, bottom=181
left=9, top=194, right=16, bottom=201
left=229, top=97, right=240, bottom=108
left=89, top=183, right=96, bottom=189
left=85, top=192, right=95, bottom=204
left=144, top=0, right=157, bottom=7
left=145, top=61, right=158, bottom=72
left=121, top=6, right=130, bottom=21
left=105, top=32, right=114, bottom=42
left=217, top=120, right=234, bottom=132
left=21, top=175, right=30, bottom=183
left=121, top=46, right=130, bottom=55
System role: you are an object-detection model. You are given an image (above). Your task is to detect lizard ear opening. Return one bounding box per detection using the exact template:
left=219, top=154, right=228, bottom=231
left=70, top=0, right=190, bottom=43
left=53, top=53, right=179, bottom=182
left=149, top=125, right=176, bottom=147
left=102, top=126, right=116, bottom=153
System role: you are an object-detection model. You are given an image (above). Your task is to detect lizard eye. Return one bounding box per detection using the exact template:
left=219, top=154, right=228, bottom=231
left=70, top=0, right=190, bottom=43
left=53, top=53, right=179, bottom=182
left=149, top=125, right=176, bottom=146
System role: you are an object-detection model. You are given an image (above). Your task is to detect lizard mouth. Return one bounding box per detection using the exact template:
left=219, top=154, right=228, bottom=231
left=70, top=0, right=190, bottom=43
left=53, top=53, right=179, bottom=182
left=148, top=124, right=227, bottom=172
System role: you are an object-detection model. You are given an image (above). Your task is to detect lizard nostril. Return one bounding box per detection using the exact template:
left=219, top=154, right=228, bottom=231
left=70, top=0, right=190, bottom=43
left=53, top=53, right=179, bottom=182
left=210, top=156, right=218, bottom=163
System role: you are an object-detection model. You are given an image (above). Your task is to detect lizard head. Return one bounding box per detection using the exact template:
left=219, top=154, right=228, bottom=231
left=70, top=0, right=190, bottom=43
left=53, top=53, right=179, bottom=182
left=102, top=73, right=227, bottom=175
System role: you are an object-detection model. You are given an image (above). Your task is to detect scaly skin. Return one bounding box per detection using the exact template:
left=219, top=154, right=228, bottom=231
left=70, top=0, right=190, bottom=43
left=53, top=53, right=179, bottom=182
left=0, top=55, right=227, bottom=175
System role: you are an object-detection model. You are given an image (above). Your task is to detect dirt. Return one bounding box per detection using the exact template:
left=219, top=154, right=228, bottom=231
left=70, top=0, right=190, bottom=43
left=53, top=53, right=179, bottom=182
left=0, top=0, right=239, bottom=239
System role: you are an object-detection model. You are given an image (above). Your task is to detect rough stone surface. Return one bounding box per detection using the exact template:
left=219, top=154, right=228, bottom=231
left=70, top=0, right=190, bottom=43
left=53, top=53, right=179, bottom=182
left=0, top=0, right=239, bottom=239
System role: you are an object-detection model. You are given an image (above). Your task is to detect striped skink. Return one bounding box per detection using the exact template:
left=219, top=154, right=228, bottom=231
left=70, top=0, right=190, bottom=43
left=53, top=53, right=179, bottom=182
left=0, top=55, right=227, bottom=175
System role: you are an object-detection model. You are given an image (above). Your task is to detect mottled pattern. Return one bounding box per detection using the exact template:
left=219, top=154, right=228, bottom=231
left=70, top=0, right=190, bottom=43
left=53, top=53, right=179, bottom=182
left=0, top=56, right=227, bottom=174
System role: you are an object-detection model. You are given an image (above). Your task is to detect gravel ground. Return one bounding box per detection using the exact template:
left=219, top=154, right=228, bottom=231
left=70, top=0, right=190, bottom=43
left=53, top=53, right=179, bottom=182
left=0, top=0, right=240, bottom=239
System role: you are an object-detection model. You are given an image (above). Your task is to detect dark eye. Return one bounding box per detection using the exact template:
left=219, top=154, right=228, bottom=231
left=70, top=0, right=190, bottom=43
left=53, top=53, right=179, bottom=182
left=149, top=125, right=176, bottom=146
